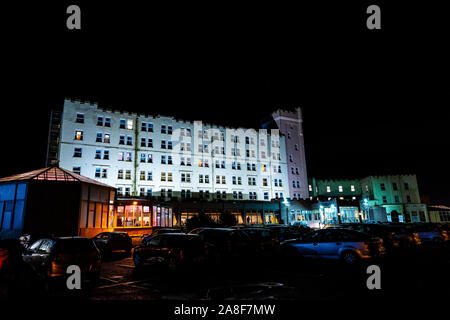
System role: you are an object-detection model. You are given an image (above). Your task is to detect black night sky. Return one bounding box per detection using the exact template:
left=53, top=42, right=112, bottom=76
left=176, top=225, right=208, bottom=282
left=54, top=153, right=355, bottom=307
left=2, top=2, right=449, bottom=204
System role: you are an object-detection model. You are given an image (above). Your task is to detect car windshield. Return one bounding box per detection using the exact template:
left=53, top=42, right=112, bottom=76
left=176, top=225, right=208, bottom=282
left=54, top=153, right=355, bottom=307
left=54, top=239, right=97, bottom=253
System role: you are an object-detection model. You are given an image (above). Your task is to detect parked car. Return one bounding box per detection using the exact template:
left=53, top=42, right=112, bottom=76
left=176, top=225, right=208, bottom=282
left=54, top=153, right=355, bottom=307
left=133, top=233, right=209, bottom=272
left=188, top=227, right=255, bottom=259
left=92, top=232, right=132, bottom=256
left=282, top=228, right=386, bottom=265
left=1, top=239, right=46, bottom=297
left=331, top=223, right=419, bottom=250
left=141, top=228, right=183, bottom=245
left=407, top=223, right=449, bottom=245
left=265, top=225, right=311, bottom=242
left=22, top=237, right=101, bottom=285
left=383, top=223, right=421, bottom=247
left=18, top=233, right=54, bottom=249
left=232, top=226, right=280, bottom=256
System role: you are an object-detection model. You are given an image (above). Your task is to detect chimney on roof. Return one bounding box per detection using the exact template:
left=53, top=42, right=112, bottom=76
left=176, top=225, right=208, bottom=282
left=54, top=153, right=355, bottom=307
left=49, top=160, right=60, bottom=168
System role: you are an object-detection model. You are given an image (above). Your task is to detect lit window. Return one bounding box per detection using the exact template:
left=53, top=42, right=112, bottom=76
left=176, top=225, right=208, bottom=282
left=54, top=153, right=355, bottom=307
left=326, top=186, right=331, bottom=192
left=127, top=120, right=133, bottom=130
left=339, top=186, right=343, bottom=192
left=104, top=134, right=110, bottom=143
left=75, top=130, right=83, bottom=141
left=351, top=185, right=355, bottom=192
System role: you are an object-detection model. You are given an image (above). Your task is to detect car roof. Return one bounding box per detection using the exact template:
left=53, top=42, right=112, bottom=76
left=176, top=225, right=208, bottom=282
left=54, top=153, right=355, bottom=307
left=55, top=236, right=92, bottom=240
left=158, top=233, right=196, bottom=236
left=193, top=227, right=235, bottom=231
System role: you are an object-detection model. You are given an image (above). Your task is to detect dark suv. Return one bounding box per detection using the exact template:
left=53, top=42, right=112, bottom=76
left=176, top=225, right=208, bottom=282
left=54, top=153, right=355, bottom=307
left=22, top=237, right=101, bottom=284
left=92, top=232, right=132, bottom=256
left=189, top=227, right=254, bottom=260
left=133, top=233, right=209, bottom=272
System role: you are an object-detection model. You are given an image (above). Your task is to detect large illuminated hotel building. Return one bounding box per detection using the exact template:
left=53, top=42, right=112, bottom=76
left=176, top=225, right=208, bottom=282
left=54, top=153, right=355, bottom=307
left=46, top=99, right=309, bottom=231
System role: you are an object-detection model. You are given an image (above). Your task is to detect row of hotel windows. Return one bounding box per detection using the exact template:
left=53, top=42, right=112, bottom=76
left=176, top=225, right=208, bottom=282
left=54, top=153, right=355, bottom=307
left=112, top=169, right=284, bottom=187
left=81, top=167, right=286, bottom=190
left=116, top=187, right=283, bottom=201
left=74, top=132, right=282, bottom=159
left=73, top=148, right=284, bottom=174
left=380, top=182, right=410, bottom=191
left=75, top=114, right=282, bottom=148
left=382, top=195, right=412, bottom=203
left=307, top=185, right=357, bottom=193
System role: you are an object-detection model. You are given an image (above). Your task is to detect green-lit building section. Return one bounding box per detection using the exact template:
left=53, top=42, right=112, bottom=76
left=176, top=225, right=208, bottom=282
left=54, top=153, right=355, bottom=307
left=360, top=175, right=427, bottom=223
left=303, top=174, right=428, bottom=225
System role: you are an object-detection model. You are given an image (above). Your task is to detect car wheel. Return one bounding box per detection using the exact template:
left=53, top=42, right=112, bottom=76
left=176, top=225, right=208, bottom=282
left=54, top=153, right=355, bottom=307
left=341, top=251, right=359, bottom=265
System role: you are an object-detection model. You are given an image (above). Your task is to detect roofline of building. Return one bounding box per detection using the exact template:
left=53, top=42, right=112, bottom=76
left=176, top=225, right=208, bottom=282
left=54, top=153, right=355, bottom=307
left=63, top=98, right=289, bottom=134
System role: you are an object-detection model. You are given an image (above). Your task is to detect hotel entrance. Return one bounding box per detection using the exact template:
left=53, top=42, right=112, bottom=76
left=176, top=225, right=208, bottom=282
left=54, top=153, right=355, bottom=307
left=114, top=200, right=173, bottom=235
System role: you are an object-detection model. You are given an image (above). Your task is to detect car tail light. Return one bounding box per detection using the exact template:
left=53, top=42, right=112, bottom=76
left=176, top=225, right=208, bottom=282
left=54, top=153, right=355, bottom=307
left=53, top=254, right=64, bottom=263
left=413, top=233, right=421, bottom=245
left=179, top=250, right=184, bottom=262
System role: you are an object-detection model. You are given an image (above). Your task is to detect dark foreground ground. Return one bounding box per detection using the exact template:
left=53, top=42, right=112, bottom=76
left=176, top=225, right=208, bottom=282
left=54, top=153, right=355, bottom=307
left=41, top=245, right=450, bottom=301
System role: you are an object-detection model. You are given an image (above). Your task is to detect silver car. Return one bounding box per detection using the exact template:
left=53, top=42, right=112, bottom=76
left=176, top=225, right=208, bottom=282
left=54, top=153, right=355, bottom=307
left=283, top=228, right=386, bottom=265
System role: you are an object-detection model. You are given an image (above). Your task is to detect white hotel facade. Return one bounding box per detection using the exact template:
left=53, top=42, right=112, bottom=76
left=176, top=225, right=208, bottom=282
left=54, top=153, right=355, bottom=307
left=52, top=99, right=308, bottom=202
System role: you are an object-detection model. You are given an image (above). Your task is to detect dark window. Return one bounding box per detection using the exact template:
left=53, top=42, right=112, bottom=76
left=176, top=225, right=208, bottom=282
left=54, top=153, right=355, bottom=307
left=73, top=148, right=82, bottom=157
left=76, top=113, right=84, bottom=123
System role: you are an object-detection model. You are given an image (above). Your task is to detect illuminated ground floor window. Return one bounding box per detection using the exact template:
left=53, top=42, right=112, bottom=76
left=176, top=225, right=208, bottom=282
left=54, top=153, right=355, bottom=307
left=115, top=203, right=172, bottom=228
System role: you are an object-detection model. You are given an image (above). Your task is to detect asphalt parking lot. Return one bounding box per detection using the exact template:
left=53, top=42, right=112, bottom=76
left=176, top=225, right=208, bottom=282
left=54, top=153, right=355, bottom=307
left=84, top=245, right=450, bottom=301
